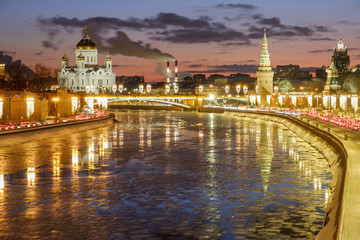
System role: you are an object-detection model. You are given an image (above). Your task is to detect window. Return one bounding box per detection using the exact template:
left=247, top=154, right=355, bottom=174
left=82, top=79, right=84, bottom=85
left=99, top=79, right=103, bottom=85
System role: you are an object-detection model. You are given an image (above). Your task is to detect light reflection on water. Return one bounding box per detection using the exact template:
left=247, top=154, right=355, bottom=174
left=0, top=111, right=331, bottom=239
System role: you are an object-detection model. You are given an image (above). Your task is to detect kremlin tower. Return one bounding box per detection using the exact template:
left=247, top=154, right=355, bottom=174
left=323, top=59, right=341, bottom=93
left=256, top=29, right=274, bottom=101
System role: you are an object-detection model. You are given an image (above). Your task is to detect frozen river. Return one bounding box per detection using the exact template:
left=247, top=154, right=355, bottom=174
left=0, top=111, right=331, bottom=239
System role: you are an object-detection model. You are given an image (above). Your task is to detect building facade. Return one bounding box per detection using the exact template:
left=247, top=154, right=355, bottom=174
left=276, top=64, right=299, bottom=80
left=58, top=26, right=116, bottom=94
left=256, top=29, right=274, bottom=97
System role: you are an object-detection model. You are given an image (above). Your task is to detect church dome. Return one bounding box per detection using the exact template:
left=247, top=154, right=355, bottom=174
left=77, top=53, right=85, bottom=60
left=76, top=26, right=97, bottom=50
left=62, top=54, right=69, bottom=61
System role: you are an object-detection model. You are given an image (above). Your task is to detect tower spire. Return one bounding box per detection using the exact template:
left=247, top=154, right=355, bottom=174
left=259, top=28, right=271, bottom=70
left=263, top=28, right=267, bottom=44
left=256, top=28, right=274, bottom=97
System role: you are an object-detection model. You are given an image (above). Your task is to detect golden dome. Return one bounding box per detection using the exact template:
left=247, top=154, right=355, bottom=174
left=77, top=53, right=85, bottom=60
left=76, top=26, right=97, bottom=50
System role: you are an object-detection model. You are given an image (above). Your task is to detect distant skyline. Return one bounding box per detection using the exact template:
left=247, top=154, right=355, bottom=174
left=1, top=0, right=360, bottom=81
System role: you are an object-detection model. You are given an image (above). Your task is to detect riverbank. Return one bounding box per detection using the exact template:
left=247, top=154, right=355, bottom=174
left=0, top=115, right=114, bottom=147
left=228, top=109, right=346, bottom=240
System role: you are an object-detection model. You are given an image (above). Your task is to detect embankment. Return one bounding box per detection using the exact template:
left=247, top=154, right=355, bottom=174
left=229, top=110, right=346, bottom=240
left=0, top=115, right=114, bottom=147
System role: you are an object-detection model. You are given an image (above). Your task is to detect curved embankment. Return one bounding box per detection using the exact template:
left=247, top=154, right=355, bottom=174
left=0, top=115, right=114, bottom=147
left=228, top=110, right=346, bottom=240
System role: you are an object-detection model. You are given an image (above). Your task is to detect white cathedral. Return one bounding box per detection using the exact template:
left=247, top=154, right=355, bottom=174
left=58, top=26, right=116, bottom=94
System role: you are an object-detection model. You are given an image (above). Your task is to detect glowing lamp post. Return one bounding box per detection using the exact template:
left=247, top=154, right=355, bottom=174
left=199, top=85, right=204, bottom=94
left=112, top=85, right=117, bottom=94
left=165, top=84, right=170, bottom=94
left=146, top=84, right=152, bottom=94
left=118, top=84, right=124, bottom=93
left=274, top=85, right=279, bottom=93
left=236, top=85, right=241, bottom=94
left=174, top=84, right=179, bottom=94
left=90, top=85, right=96, bottom=94
left=255, top=85, right=258, bottom=94
left=225, top=85, right=230, bottom=94
left=139, top=84, right=144, bottom=94
left=243, top=86, right=248, bottom=94
left=85, top=85, right=90, bottom=93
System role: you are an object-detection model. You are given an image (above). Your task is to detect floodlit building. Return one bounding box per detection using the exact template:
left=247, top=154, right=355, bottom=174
left=323, top=60, right=341, bottom=93
left=332, top=38, right=350, bottom=74
left=256, top=29, right=274, bottom=97
left=58, top=26, right=116, bottom=94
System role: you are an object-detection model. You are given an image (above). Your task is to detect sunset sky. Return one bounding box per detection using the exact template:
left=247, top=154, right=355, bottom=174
left=1, top=0, right=360, bottom=81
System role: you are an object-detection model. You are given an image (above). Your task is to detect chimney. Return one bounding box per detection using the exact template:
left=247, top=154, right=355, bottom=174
left=175, top=60, right=178, bottom=82
left=166, top=61, right=170, bottom=83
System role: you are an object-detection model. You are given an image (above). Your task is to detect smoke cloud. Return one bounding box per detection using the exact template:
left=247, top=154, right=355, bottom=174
left=37, top=16, right=175, bottom=61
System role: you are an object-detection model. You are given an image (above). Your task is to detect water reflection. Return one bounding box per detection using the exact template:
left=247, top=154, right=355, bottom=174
left=0, top=174, right=4, bottom=192
left=0, top=111, right=331, bottom=239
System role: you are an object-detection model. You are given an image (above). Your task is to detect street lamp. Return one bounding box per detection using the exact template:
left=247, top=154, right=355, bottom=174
left=112, top=85, right=117, bottom=94
left=165, top=84, right=170, bottom=94
left=225, top=85, right=230, bottom=94
left=198, top=85, right=204, bottom=94
left=174, top=84, right=179, bottom=94
left=146, top=84, right=152, bottom=94
left=118, top=84, right=124, bottom=93
left=236, top=85, right=241, bottom=94
left=139, top=84, right=144, bottom=94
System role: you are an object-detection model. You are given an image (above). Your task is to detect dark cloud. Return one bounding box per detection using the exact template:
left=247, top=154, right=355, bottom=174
left=38, top=11, right=332, bottom=49
left=308, top=37, right=335, bottom=41
left=308, top=49, right=332, bottom=54
left=153, top=13, right=210, bottom=28
left=257, top=17, right=284, bottom=28
left=215, top=3, right=257, bottom=10
left=337, top=20, right=358, bottom=25
left=187, top=64, right=203, bottom=68
left=314, top=25, right=330, bottom=32
left=152, top=28, right=249, bottom=44
left=34, top=51, right=44, bottom=56
left=42, top=40, right=59, bottom=50
left=187, top=64, right=258, bottom=73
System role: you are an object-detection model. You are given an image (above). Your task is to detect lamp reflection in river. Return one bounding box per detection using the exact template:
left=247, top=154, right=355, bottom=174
left=147, top=128, right=152, bottom=147
left=27, top=168, right=36, bottom=184
left=53, top=153, right=61, bottom=177
left=0, top=174, right=4, bottom=192
left=72, top=149, right=79, bottom=168
left=166, top=127, right=170, bottom=147
left=174, top=127, right=179, bottom=142
left=139, top=127, right=144, bottom=149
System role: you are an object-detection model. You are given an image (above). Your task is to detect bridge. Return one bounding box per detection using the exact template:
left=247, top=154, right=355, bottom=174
left=84, top=95, right=208, bottom=110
